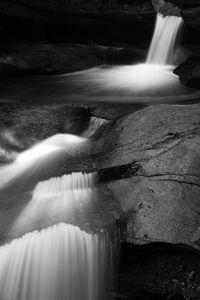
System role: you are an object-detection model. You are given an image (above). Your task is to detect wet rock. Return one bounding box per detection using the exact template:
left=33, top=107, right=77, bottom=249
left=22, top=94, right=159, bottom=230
left=0, top=43, right=102, bottom=75
left=174, top=56, right=200, bottom=89
left=152, top=0, right=181, bottom=16
left=98, top=104, right=200, bottom=250
left=0, top=103, right=90, bottom=152
left=0, top=43, right=145, bottom=75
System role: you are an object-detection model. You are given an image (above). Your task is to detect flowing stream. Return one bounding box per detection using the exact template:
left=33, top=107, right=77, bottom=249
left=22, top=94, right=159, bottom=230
left=147, top=14, right=183, bottom=64
left=0, top=14, right=199, bottom=104
left=0, top=12, right=196, bottom=300
left=0, top=223, right=111, bottom=300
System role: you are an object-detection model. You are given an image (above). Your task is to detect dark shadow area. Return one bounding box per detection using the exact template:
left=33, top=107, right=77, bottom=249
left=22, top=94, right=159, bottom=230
left=116, top=242, right=200, bottom=300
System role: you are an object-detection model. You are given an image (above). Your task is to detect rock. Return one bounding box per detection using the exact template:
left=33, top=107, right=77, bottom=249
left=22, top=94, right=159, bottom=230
left=174, top=56, right=200, bottom=89
left=0, top=0, right=154, bottom=24
left=170, top=0, right=200, bottom=8
left=1, top=104, right=200, bottom=251
left=182, top=6, right=200, bottom=31
left=0, top=103, right=91, bottom=153
left=0, top=43, right=146, bottom=75
left=164, top=1, right=200, bottom=34
left=0, top=1, right=154, bottom=47
left=0, top=43, right=101, bottom=75
left=98, top=104, right=200, bottom=250
left=117, top=243, right=200, bottom=299
left=152, top=0, right=181, bottom=16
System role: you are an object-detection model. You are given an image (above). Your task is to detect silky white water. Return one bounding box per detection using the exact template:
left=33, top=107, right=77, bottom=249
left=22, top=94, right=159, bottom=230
left=0, top=133, right=87, bottom=189
left=44, top=13, right=193, bottom=102
left=147, top=14, right=183, bottom=65
left=0, top=223, right=112, bottom=300
left=11, top=172, right=97, bottom=237
left=78, top=14, right=184, bottom=95
left=83, top=116, right=109, bottom=137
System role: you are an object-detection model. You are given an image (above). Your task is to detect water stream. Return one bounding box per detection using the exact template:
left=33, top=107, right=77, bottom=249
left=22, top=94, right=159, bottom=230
left=0, top=14, right=199, bottom=104
left=0, top=12, right=196, bottom=300
left=0, top=223, right=112, bottom=300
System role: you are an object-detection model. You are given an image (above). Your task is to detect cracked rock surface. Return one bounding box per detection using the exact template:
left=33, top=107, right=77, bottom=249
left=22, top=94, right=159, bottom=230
left=98, top=104, right=200, bottom=249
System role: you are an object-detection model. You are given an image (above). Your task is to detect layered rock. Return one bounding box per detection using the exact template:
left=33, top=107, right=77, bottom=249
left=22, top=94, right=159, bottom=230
left=0, top=0, right=154, bottom=46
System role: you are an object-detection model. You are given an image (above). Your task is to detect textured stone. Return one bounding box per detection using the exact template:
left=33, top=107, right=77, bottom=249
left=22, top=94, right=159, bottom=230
left=174, top=56, right=200, bottom=89
left=98, top=104, right=200, bottom=250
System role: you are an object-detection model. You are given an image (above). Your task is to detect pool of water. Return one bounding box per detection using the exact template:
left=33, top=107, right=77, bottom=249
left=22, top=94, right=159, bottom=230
left=0, top=63, right=199, bottom=105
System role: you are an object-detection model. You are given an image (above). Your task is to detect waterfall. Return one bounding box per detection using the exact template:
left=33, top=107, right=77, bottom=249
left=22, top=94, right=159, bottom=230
left=11, top=172, right=97, bottom=237
left=147, top=14, right=183, bottom=65
left=0, top=133, right=87, bottom=189
left=0, top=223, right=112, bottom=300
left=83, top=116, right=109, bottom=137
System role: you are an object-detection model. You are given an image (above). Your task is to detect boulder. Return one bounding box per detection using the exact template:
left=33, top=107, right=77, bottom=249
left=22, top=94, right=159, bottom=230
left=98, top=104, right=200, bottom=250
left=174, top=56, right=200, bottom=89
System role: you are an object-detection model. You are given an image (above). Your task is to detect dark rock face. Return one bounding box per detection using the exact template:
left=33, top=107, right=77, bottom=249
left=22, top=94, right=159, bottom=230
left=168, top=0, right=200, bottom=32
left=174, top=56, right=200, bottom=89
left=182, top=6, right=200, bottom=31
left=0, top=0, right=154, bottom=47
left=0, top=43, right=102, bottom=75
left=0, top=0, right=154, bottom=23
left=117, top=243, right=200, bottom=299
left=152, top=0, right=181, bottom=16
left=0, top=103, right=91, bottom=156
left=0, top=43, right=145, bottom=75
left=170, top=1, right=200, bottom=8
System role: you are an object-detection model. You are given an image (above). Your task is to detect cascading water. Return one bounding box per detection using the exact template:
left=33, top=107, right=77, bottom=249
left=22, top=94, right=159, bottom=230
left=0, top=223, right=112, bottom=300
left=0, top=133, right=87, bottom=189
left=147, top=14, right=183, bottom=65
left=0, top=12, right=191, bottom=300
left=75, top=13, right=184, bottom=96
left=1, top=13, right=199, bottom=104
left=83, top=116, right=109, bottom=137
left=11, top=172, right=97, bottom=237
left=41, top=13, right=190, bottom=102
